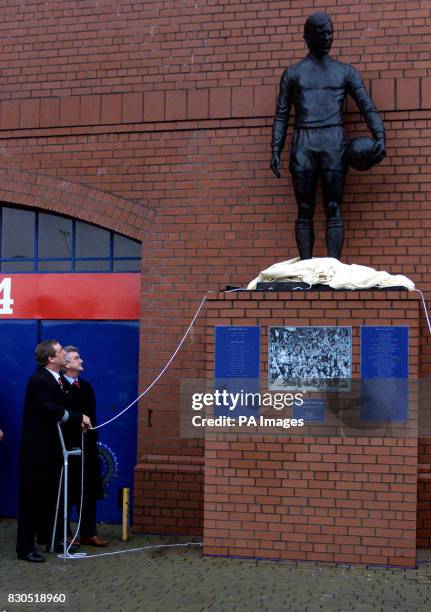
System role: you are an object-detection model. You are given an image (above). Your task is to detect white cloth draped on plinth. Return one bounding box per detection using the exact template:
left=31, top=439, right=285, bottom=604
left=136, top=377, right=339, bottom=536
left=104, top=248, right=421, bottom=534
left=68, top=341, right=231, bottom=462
left=247, top=257, right=415, bottom=291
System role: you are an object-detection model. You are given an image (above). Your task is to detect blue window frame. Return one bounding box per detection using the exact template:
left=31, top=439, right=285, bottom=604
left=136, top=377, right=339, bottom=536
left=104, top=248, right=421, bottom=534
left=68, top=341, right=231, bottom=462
left=0, top=205, right=141, bottom=273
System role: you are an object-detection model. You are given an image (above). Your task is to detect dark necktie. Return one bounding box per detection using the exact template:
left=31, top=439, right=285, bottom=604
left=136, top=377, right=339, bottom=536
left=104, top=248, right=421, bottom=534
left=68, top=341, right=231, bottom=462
left=73, top=380, right=80, bottom=389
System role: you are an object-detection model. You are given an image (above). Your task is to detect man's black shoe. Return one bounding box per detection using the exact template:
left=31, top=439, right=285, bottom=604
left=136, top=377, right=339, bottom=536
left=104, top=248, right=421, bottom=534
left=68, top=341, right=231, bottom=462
left=18, top=551, right=45, bottom=563
left=52, top=541, right=80, bottom=553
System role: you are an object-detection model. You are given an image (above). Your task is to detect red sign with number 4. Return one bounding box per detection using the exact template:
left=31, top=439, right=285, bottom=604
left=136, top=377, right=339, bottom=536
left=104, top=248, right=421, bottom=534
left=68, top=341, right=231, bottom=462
left=0, top=274, right=140, bottom=320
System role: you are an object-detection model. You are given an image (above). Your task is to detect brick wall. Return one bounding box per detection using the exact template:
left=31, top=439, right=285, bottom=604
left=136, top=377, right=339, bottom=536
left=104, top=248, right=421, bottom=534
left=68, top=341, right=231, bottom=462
left=417, top=438, right=431, bottom=547
left=134, top=454, right=203, bottom=535
left=0, top=2, right=430, bottom=536
left=1, top=1, right=430, bottom=100
left=204, top=291, right=420, bottom=567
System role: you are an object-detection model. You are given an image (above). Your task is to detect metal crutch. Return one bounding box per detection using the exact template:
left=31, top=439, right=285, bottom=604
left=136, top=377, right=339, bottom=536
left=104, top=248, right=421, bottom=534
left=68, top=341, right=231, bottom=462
left=50, top=422, right=81, bottom=558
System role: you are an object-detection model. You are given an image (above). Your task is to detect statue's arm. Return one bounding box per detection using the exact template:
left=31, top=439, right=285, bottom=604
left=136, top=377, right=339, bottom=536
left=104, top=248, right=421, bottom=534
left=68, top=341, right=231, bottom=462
left=347, top=66, right=386, bottom=163
left=271, top=69, right=293, bottom=177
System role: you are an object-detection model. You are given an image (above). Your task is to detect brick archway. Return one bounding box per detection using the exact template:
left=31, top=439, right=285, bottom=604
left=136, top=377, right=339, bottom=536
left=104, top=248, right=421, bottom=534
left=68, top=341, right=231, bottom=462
left=0, top=168, right=155, bottom=239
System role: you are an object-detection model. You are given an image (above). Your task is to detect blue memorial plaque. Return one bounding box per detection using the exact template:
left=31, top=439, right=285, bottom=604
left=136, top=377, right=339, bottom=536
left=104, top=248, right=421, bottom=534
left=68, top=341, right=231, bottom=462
left=360, top=326, right=408, bottom=422
left=214, top=326, right=260, bottom=417
left=293, top=398, right=326, bottom=422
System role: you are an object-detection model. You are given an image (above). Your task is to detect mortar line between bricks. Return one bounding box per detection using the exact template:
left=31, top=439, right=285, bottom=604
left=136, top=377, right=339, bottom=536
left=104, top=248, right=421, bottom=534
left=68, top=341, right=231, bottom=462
left=0, top=110, right=406, bottom=141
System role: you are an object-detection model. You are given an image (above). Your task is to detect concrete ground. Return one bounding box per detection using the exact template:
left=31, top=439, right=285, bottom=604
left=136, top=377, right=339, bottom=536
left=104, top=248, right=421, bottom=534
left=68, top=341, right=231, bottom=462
left=1, top=519, right=431, bottom=612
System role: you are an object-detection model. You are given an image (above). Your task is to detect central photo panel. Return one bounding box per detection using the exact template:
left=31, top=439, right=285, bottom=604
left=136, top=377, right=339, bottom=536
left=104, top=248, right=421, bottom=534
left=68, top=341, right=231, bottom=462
left=268, top=326, right=352, bottom=392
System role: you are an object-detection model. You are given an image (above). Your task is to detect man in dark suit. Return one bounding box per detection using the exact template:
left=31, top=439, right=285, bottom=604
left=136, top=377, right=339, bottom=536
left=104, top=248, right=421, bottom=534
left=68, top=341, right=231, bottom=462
left=63, top=346, right=107, bottom=547
left=16, top=340, right=91, bottom=563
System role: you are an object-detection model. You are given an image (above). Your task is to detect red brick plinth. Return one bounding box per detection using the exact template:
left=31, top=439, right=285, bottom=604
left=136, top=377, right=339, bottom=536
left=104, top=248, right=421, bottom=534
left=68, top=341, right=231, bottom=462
left=203, top=291, right=420, bottom=567
left=134, top=454, right=203, bottom=535
left=417, top=438, right=431, bottom=548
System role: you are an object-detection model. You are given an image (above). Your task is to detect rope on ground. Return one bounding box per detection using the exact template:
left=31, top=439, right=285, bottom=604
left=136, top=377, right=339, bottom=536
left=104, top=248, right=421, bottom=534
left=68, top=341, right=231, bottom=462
left=61, top=541, right=203, bottom=560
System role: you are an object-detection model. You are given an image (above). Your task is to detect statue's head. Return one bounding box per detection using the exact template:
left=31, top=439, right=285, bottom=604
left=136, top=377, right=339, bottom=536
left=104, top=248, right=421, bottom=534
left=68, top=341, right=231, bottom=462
left=304, top=12, right=333, bottom=57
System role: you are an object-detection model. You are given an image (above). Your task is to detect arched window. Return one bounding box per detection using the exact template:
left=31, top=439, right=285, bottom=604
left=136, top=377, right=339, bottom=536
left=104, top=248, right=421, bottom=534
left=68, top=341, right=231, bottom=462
left=0, top=206, right=141, bottom=272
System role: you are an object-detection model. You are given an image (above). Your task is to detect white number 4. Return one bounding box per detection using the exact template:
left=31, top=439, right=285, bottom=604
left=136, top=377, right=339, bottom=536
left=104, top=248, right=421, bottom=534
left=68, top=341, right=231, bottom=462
left=0, top=277, right=14, bottom=314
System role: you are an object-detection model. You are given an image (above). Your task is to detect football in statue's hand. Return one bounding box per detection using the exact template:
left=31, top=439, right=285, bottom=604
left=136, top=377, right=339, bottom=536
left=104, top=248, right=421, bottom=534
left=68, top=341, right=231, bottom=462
left=347, top=137, right=377, bottom=171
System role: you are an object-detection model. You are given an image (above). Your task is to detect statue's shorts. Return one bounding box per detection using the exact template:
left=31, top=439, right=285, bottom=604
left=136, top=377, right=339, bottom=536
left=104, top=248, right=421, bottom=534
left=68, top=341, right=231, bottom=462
left=289, top=125, right=348, bottom=174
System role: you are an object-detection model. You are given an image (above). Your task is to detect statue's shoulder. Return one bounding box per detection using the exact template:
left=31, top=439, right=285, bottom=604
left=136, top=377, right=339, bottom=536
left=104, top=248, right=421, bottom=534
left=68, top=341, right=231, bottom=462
left=280, top=59, right=304, bottom=80
left=291, top=57, right=309, bottom=71
left=332, top=57, right=360, bottom=73
left=329, top=57, right=362, bottom=82
left=328, top=56, right=351, bottom=71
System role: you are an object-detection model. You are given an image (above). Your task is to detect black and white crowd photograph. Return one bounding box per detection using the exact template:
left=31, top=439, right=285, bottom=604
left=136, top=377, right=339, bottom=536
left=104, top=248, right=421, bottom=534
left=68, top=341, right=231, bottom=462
left=269, top=326, right=352, bottom=392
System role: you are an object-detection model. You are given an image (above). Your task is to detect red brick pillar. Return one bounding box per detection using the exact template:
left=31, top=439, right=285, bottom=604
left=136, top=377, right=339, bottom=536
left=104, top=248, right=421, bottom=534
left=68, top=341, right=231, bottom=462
left=417, top=438, right=431, bottom=547
left=203, top=291, right=420, bottom=567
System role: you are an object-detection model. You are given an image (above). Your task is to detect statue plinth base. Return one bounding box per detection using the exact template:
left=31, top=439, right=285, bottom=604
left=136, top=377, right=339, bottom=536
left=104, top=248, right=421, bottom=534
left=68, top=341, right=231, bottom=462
left=204, top=290, right=421, bottom=567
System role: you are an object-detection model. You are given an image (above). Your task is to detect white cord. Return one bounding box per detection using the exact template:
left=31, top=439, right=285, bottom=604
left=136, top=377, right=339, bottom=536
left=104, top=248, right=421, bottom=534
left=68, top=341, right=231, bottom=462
left=416, top=289, right=431, bottom=336
left=92, top=293, right=209, bottom=431
left=60, top=286, right=431, bottom=561
left=59, top=294, right=211, bottom=559
left=66, top=541, right=203, bottom=560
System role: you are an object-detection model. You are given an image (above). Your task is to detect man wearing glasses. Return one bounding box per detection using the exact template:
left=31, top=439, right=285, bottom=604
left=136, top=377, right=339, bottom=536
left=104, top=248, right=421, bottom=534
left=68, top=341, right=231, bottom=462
left=62, top=346, right=107, bottom=547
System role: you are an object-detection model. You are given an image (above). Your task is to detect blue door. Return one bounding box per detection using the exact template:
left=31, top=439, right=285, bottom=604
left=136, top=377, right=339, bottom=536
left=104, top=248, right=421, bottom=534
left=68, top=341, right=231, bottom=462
left=0, top=320, right=139, bottom=524
left=0, top=321, right=38, bottom=517
left=40, top=321, right=139, bottom=524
